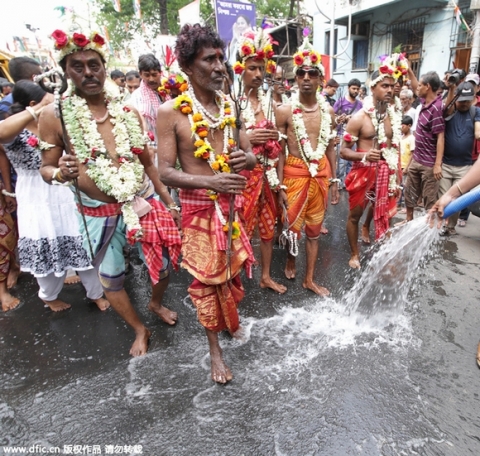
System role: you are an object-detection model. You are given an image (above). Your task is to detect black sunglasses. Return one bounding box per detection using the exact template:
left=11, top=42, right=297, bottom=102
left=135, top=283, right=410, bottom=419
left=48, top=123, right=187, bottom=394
left=296, top=68, right=320, bottom=78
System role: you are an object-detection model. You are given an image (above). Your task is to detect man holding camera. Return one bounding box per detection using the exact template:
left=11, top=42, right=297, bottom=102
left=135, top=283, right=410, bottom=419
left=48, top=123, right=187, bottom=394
left=437, top=81, right=480, bottom=235
left=404, top=71, right=445, bottom=222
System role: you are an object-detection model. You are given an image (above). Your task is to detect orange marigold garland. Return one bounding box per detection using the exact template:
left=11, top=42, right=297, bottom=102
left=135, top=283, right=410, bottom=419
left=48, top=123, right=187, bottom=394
left=173, top=83, right=241, bottom=238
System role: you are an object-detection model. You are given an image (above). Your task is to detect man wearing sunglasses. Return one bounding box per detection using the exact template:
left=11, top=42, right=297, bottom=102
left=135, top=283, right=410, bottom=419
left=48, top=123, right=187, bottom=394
left=276, top=38, right=337, bottom=296
left=234, top=30, right=287, bottom=294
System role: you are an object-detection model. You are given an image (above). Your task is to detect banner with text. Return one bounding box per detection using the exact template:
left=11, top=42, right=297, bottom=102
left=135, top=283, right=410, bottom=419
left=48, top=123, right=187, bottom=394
left=215, top=0, right=256, bottom=53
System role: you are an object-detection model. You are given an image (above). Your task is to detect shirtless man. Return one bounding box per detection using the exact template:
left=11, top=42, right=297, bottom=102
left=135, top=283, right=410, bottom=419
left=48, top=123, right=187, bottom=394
left=235, top=30, right=286, bottom=294
left=271, top=65, right=288, bottom=106
left=341, top=67, right=401, bottom=269
left=38, top=29, right=181, bottom=356
left=157, top=24, right=256, bottom=383
left=276, top=37, right=338, bottom=296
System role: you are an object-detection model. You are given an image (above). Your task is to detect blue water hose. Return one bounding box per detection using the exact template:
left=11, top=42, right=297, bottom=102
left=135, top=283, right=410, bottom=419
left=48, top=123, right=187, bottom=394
left=443, top=187, right=480, bottom=219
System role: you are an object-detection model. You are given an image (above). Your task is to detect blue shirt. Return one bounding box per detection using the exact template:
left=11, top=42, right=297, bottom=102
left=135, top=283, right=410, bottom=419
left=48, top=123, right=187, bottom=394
left=0, top=93, right=13, bottom=120
left=443, top=107, right=480, bottom=166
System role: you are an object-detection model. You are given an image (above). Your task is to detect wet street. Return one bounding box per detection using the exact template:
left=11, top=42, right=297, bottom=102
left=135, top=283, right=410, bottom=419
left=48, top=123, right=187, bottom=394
left=1, top=191, right=480, bottom=455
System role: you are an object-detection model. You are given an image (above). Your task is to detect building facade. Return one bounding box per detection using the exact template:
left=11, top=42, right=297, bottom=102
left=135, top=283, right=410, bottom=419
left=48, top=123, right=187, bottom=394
left=311, top=0, right=473, bottom=88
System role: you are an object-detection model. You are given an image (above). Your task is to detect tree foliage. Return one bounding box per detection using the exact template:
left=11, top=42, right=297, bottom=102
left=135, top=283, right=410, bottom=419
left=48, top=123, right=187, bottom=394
left=94, top=0, right=297, bottom=50
left=93, top=0, right=191, bottom=50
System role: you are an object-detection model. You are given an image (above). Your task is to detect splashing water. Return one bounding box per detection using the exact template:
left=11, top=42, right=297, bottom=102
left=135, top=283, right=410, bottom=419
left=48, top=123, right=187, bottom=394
left=343, top=215, right=439, bottom=320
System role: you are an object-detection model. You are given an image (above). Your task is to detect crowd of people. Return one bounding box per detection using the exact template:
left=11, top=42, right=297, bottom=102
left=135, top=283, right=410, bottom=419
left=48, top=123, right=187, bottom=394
left=0, top=22, right=478, bottom=383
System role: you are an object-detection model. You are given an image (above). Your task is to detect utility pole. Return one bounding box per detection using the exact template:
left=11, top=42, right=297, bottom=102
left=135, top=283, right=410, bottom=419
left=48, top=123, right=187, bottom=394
left=470, top=0, right=480, bottom=73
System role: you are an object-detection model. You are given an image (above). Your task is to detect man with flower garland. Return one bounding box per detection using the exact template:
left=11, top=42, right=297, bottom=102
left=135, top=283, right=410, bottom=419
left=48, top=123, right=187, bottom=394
left=276, top=36, right=338, bottom=295
left=234, top=29, right=287, bottom=294
left=157, top=24, right=256, bottom=384
left=340, top=64, right=401, bottom=269
left=38, top=29, right=182, bottom=357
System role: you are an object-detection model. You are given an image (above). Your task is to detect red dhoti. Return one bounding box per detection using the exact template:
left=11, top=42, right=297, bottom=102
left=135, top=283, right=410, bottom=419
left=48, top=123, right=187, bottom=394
left=180, top=189, right=255, bottom=333
left=283, top=155, right=330, bottom=238
left=242, top=162, right=278, bottom=241
left=345, top=152, right=397, bottom=240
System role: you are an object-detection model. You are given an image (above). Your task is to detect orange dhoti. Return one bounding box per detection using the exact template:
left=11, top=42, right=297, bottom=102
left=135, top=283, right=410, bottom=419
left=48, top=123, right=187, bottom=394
left=283, top=155, right=330, bottom=238
left=242, top=163, right=278, bottom=241
left=345, top=156, right=398, bottom=240
left=180, top=189, right=255, bottom=333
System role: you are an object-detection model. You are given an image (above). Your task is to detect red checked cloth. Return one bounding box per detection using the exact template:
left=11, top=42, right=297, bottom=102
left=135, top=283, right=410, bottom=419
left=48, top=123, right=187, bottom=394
left=79, top=198, right=181, bottom=284
left=179, top=188, right=254, bottom=277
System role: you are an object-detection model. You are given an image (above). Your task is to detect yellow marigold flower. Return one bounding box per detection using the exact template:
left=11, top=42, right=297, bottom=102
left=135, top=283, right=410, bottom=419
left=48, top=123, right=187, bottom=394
left=194, top=149, right=205, bottom=158
left=232, top=221, right=241, bottom=239
left=211, top=161, right=220, bottom=171
left=192, top=113, right=203, bottom=122
left=181, top=105, right=192, bottom=114
left=221, top=163, right=231, bottom=173
left=173, top=94, right=192, bottom=111
left=194, top=139, right=205, bottom=148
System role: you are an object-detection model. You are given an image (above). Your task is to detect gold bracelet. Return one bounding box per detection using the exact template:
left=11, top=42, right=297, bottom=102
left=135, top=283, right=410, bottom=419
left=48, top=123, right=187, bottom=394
left=456, top=183, right=464, bottom=196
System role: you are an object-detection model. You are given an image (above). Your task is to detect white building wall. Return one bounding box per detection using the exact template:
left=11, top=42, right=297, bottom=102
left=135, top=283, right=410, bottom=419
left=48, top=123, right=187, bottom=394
left=312, top=0, right=454, bottom=90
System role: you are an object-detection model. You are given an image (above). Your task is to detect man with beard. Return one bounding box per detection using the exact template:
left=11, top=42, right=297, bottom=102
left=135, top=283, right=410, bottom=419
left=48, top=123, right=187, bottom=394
left=340, top=62, right=401, bottom=269
left=157, top=24, right=256, bottom=384
left=234, top=30, right=286, bottom=294
left=276, top=37, right=337, bottom=295
left=38, top=29, right=181, bottom=356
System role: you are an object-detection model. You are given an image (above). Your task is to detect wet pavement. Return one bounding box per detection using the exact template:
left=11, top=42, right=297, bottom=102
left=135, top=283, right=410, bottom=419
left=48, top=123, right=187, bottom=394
left=1, top=191, right=480, bottom=455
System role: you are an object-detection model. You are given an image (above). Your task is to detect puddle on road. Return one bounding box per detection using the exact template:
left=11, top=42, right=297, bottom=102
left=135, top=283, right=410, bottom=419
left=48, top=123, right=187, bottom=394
left=1, top=217, right=448, bottom=455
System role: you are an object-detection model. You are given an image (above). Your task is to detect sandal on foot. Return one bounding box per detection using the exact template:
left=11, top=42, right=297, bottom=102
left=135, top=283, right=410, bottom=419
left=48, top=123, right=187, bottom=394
left=458, top=219, right=466, bottom=228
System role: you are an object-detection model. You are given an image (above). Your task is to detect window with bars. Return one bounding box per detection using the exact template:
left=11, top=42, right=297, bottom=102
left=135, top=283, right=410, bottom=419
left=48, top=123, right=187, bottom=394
left=388, top=17, right=426, bottom=77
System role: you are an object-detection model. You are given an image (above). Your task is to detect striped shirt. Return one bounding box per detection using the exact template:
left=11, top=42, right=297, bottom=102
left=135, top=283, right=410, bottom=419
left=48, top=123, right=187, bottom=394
left=413, top=95, right=445, bottom=167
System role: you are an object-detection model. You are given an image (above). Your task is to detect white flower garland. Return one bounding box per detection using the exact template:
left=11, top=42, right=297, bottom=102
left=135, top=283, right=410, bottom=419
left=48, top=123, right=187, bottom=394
left=62, top=87, right=146, bottom=238
left=363, top=97, right=401, bottom=193
left=291, top=92, right=335, bottom=177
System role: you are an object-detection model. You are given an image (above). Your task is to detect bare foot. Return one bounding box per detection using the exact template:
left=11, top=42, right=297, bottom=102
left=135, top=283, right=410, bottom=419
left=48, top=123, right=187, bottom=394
left=93, top=297, right=110, bottom=311
left=348, top=255, right=361, bottom=269
left=302, top=280, right=330, bottom=296
left=7, top=267, right=20, bottom=289
left=130, top=327, right=151, bottom=357
left=210, top=351, right=233, bottom=384
left=64, top=274, right=81, bottom=285
left=42, top=299, right=71, bottom=312
left=232, top=325, right=247, bottom=342
left=284, top=257, right=296, bottom=279
left=320, top=225, right=329, bottom=235
left=1, top=293, right=20, bottom=311
left=148, top=302, right=178, bottom=325
left=361, top=225, right=370, bottom=244
left=260, top=277, right=287, bottom=294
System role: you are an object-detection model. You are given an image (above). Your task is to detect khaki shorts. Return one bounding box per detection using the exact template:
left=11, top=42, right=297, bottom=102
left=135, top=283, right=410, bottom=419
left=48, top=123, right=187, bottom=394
left=404, top=159, right=439, bottom=210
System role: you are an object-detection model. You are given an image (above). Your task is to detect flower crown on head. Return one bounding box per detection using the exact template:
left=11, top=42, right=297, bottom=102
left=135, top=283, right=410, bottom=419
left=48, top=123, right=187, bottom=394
left=233, top=29, right=276, bottom=75
left=293, top=29, right=324, bottom=75
left=51, top=29, right=107, bottom=62
left=370, top=53, right=408, bottom=88
left=158, top=73, right=188, bottom=99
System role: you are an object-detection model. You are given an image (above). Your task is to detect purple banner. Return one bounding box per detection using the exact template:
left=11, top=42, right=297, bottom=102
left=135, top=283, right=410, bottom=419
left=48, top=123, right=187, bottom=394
left=215, top=0, right=256, bottom=63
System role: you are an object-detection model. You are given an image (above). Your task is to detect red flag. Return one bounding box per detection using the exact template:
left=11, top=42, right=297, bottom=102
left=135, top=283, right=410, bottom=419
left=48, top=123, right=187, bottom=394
left=321, top=54, right=331, bottom=81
